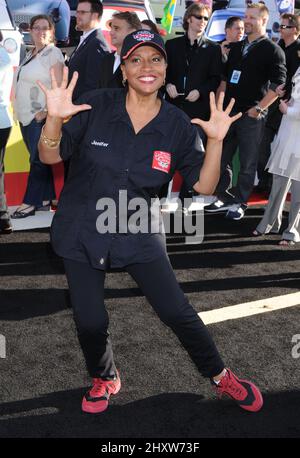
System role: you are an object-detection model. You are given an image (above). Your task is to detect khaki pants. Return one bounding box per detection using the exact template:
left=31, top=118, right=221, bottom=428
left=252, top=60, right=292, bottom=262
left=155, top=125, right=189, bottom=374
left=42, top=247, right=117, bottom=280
left=256, top=174, right=300, bottom=242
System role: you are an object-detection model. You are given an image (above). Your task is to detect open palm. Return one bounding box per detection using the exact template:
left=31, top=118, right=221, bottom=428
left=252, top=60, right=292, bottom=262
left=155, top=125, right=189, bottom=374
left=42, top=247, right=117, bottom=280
left=37, top=66, right=91, bottom=119
left=191, top=92, right=242, bottom=141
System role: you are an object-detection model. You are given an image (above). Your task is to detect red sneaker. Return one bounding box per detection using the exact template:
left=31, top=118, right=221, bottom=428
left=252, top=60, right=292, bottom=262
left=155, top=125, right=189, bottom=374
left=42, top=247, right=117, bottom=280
left=82, top=371, right=121, bottom=414
left=212, top=368, right=263, bottom=412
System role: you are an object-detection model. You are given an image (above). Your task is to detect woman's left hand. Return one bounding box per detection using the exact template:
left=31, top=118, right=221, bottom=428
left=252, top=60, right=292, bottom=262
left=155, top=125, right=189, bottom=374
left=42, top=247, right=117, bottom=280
left=191, top=92, right=242, bottom=141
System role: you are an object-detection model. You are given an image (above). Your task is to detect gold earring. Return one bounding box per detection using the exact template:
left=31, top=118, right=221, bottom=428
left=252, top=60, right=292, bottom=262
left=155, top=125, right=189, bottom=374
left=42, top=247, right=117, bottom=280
left=122, top=78, right=127, bottom=87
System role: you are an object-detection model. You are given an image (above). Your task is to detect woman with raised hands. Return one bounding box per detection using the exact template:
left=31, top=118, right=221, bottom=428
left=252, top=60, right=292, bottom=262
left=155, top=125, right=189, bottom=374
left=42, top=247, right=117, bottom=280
left=38, top=30, right=263, bottom=415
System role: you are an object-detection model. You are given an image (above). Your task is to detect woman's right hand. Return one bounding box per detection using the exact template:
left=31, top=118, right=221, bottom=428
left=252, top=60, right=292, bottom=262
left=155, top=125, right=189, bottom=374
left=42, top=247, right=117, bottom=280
left=37, top=66, right=91, bottom=119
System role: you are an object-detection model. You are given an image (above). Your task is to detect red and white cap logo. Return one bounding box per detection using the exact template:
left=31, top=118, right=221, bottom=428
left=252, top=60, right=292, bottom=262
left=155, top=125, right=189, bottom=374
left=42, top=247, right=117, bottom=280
left=133, top=31, right=154, bottom=42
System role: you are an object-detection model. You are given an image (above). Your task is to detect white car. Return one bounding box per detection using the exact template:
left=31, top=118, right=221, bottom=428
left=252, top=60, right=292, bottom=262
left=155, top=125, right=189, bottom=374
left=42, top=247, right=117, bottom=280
left=7, top=0, right=71, bottom=45
left=0, top=0, right=23, bottom=66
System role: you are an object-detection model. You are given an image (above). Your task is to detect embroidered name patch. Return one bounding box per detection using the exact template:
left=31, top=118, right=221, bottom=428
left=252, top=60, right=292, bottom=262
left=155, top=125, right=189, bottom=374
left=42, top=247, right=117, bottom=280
left=152, top=151, right=171, bottom=173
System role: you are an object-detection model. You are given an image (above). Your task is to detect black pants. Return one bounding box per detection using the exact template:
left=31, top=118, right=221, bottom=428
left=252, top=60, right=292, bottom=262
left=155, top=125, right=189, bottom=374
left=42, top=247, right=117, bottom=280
left=63, top=256, right=224, bottom=380
left=178, top=125, right=207, bottom=204
left=0, top=127, right=12, bottom=215
left=216, top=113, right=265, bottom=205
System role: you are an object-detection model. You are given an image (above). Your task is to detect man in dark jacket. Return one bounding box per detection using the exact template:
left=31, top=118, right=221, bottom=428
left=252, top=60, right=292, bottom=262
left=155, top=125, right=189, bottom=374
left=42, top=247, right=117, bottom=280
left=98, top=11, right=142, bottom=89
left=67, top=0, right=110, bottom=100
left=165, top=3, right=222, bottom=203
left=205, top=3, right=286, bottom=220
left=165, top=3, right=222, bottom=124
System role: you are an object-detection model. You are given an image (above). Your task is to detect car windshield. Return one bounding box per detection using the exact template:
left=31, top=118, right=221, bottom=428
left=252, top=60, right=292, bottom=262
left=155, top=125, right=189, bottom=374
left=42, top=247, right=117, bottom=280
left=228, top=0, right=246, bottom=7
left=1, top=0, right=15, bottom=30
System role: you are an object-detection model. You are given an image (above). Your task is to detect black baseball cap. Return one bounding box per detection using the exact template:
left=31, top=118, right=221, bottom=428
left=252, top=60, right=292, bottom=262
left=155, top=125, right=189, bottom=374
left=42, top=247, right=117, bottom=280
left=121, top=30, right=167, bottom=62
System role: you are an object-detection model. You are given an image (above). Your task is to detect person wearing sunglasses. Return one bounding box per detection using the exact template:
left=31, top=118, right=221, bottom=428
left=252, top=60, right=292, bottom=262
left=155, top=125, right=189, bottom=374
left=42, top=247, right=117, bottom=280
left=205, top=3, right=286, bottom=221
left=257, top=13, right=300, bottom=194
left=165, top=3, right=222, bottom=124
left=165, top=3, right=222, bottom=204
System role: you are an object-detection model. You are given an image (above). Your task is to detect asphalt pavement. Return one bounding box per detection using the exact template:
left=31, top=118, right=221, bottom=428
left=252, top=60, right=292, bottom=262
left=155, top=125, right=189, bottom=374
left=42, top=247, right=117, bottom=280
left=0, top=206, right=299, bottom=444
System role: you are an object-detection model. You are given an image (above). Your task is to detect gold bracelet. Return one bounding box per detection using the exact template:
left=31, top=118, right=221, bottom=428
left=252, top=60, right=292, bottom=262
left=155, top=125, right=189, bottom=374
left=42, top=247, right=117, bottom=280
left=63, top=115, right=72, bottom=124
left=40, top=124, right=62, bottom=149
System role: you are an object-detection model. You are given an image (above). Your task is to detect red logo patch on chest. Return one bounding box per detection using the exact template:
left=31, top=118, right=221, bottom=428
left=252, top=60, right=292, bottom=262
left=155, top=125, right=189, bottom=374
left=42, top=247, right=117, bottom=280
left=152, top=151, right=171, bottom=174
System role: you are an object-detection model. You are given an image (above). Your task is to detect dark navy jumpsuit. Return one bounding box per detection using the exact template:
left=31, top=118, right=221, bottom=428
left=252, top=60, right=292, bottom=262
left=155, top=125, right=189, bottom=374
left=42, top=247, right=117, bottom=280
left=51, top=89, right=225, bottom=380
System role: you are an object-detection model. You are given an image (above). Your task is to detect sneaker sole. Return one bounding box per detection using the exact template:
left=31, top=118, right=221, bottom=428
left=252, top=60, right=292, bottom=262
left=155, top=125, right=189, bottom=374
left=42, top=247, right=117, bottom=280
left=225, top=213, right=244, bottom=221
left=81, top=379, right=121, bottom=414
left=204, top=207, right=231, bottom=213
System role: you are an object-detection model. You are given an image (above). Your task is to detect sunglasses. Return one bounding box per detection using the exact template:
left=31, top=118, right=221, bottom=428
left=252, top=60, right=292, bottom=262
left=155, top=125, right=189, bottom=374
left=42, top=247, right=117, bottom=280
left=280, top=24, right=295, bottom=29
left=192, top=15, right=209, bottom=21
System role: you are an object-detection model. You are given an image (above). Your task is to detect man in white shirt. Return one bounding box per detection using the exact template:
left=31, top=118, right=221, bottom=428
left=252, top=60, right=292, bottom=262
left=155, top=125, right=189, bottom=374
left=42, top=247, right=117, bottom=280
left=98, top=12, right=142, bottom=89
left=67, top=0, right=110, bottom=100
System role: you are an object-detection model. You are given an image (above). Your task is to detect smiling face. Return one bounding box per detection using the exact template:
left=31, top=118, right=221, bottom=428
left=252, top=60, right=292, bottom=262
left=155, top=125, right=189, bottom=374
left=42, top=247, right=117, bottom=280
left=30, top=18, right=54, bottom=47
left=121, top=45, right=167, bottom=96
left=187, top=9, right=210, bottom=36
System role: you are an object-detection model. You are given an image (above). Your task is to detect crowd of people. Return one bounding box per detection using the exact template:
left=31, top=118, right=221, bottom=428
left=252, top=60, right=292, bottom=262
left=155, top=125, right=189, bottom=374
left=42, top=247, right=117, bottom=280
left=0, top=0, right=299, bottom=414
left=1, top=1, right=299, bottom=240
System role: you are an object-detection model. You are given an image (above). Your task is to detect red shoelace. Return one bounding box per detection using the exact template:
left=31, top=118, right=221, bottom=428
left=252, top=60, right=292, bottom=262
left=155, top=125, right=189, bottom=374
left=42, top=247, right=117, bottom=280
left=90, top=378, right=116, bottom=398
left=217, top=373, right=247, bottom=401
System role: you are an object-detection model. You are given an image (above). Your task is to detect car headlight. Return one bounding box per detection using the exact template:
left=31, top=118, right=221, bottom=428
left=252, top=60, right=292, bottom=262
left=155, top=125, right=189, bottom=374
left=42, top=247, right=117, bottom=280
left=3, top=38, right=18, bottom=54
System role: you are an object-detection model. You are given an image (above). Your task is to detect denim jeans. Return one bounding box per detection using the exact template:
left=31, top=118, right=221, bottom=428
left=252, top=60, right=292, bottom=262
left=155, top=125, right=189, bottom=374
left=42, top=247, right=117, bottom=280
left=20, top=118, right=56, bottom=207
left=216, top=113, right=265, bottom=205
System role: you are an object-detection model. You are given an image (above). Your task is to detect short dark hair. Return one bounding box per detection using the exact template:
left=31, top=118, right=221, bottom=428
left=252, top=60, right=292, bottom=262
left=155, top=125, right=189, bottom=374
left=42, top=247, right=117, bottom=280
left=225, top=16, right=243, bottom=30
left=141, top=19, right=160, bottom=34
left=111, top=11, right=142, bottom=31
left=281, top=13, right=300, bottom=33
left=0, top=30, right=3, bottom=42
left=78, top=0, right=103, bottom=18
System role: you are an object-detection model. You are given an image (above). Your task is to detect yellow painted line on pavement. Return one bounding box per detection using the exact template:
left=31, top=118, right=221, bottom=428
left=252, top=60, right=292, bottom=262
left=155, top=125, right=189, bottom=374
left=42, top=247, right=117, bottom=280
left=199, top=292, right=300, bottom=325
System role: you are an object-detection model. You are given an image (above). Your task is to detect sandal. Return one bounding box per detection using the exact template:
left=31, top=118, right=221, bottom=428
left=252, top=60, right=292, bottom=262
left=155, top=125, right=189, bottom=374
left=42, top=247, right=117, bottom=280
left=278, top=239, right=295, bottom=246
left=11, top=205, right=35, bottom=219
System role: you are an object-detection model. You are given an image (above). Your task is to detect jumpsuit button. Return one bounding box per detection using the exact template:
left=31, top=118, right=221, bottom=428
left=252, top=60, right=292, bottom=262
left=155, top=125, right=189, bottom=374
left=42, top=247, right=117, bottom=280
left=99, top=258, right=105, bottom=265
